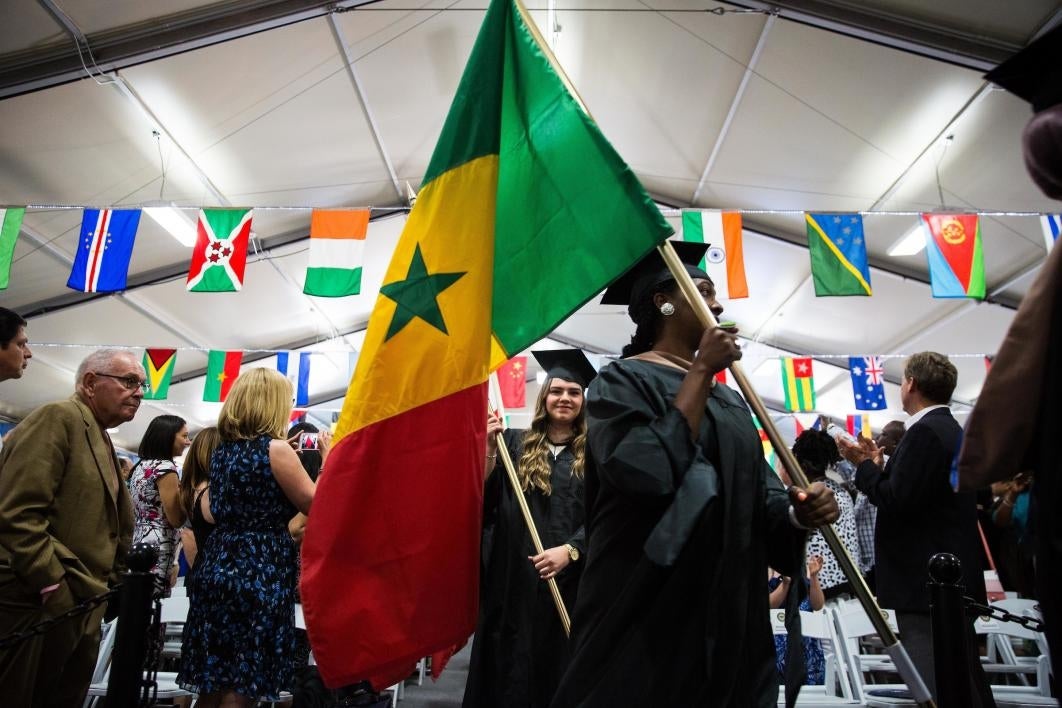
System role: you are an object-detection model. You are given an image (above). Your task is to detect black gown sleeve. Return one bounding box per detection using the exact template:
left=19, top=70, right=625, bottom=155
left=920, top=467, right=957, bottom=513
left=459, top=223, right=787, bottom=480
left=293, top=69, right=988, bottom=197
left=588, top=362, right=721, bottom=567
left=762, top=460, right=806, bottom=577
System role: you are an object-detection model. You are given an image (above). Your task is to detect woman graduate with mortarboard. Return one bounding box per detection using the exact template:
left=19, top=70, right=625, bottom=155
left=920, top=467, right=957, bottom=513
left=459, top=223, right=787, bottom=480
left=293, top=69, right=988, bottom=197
left=463, top=349, right=597, bottom=708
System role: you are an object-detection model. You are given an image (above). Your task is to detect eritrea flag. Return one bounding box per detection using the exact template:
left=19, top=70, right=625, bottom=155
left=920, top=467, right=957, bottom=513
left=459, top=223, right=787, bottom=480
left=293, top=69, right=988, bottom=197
left=203, top=350, right=242, bottom=402
left=299, top=0, right=672, bottom=689
left=922, top=213, right=985, bottom=299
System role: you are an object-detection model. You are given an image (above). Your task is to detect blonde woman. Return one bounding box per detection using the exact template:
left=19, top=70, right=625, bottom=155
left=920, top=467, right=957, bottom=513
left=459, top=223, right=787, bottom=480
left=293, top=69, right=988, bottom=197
left=463, top=349, right=596, bottom=708
left=177, top=369, right=315, bottom=708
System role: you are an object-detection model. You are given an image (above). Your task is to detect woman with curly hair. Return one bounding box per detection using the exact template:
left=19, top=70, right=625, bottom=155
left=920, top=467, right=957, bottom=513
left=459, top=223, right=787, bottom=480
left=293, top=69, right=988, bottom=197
left=463, top=349, right=596, bottom=708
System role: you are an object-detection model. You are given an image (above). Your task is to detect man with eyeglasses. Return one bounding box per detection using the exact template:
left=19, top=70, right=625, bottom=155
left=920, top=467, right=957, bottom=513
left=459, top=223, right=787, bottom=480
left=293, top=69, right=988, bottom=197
left=0, top=348, right=143, bottom=706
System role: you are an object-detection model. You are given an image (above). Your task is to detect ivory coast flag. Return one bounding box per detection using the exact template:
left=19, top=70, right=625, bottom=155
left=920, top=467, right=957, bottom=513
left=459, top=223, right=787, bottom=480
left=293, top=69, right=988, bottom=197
left=300, top=0, right=671, bottom=690
left=303, top=209, right=369, bottom=297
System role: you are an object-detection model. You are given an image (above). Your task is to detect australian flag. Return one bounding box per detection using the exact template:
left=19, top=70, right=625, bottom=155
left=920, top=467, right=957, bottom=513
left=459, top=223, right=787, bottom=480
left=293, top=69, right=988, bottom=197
left=67, top=209, right=141, bottom=292
left=849, top=356, right=886, bottom=410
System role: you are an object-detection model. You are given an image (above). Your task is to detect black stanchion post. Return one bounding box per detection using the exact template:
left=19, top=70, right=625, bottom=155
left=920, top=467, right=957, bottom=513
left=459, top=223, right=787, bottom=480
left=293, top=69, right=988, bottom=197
left=107, top=543, right=157, bottom=707
left=928, top=553, right=972, bottom=708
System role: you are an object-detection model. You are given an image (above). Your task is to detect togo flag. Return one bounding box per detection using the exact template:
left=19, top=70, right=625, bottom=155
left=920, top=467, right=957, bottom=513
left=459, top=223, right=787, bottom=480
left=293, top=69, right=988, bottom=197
left=187, top=209, right=253, bottom=292
left=681, top=210, right=747, bottom=298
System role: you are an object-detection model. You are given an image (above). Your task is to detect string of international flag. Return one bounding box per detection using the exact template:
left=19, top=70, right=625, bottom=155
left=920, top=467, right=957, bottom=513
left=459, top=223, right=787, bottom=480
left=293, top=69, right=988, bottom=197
left=0, top=206, right=1058, bottom=297
left=33, top=340, right=994, bottom=409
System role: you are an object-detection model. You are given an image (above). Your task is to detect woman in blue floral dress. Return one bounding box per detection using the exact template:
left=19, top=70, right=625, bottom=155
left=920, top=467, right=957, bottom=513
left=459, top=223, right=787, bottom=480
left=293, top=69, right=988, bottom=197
left=768, top=556, right=826, bottom=685
left=178, top=368, right=316, bottom=707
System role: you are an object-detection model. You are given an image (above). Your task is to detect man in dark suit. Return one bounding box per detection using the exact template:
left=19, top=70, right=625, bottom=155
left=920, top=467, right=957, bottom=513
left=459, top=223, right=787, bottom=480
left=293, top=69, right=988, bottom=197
left=839, top=351, right=994, bottom=706
left=0, top=348, right=141, bottom=707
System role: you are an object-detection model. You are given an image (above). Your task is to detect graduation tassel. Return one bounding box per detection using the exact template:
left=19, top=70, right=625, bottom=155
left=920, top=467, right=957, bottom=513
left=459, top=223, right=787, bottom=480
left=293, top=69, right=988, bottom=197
left=488, top=371, right=573, bottom=636
left=656, top=240, right=936, bottom=708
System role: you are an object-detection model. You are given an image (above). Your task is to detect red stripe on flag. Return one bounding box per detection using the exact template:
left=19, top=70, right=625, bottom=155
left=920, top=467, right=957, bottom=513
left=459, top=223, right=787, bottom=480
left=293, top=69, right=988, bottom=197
left=301, top=383, right=486, bottom=689
left=87, top=209, right=110, bottom=291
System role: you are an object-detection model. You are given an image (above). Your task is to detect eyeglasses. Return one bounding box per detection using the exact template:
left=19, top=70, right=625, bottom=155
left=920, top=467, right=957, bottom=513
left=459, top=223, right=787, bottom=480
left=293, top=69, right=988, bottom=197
left=93, top=372, right=148, bottom=392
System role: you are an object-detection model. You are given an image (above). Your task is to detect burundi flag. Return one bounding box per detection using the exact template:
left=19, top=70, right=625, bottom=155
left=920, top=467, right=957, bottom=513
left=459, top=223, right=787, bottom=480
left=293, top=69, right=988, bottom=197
left=846, top=413, right=872, bottom=439
left=1042, top=214, right=1060, bottom=252
left=277, top=351, right=312, bottom=407
left=304, top=209, right=369, bottom=297
left=0, top=207, right=25, bottom=290
left=186, top=209, right=252, bottom=292
left=805, top=213, right=871, bottom=296
left=781, top=356, right=815, bottom=412
left=203, top=350, right=242, bottom=402
left=848, top=355, right=886, bottom=410
left=681, top=210, right=747, bottom=298
left=922, top=213, right=985, bottom=299
left=142, top=348, right=177, bottom=400
left=67, top=209, right=141, bottom=293
left=299, top=0, right=672, bottom=689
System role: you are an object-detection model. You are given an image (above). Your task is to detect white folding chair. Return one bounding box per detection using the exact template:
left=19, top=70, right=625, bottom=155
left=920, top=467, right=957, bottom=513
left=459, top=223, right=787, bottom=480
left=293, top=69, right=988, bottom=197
left=829, top=600, right=917, bottom=707
left=974, top=604, right=1055, bottom=702
left=770, top=607, right=862, bottom=706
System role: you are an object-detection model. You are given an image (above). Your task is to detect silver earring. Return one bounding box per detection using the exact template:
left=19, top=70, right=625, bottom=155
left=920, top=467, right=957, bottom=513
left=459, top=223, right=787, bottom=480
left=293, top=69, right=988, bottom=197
left=659, top=302, right=675, bottom=316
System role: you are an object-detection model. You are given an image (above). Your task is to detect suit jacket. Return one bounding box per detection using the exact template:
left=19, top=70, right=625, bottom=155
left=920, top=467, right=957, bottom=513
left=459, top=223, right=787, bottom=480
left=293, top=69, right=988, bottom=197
left=0, top=396, right=134, bottom=606
left=855, top=407, right=985, bottom=612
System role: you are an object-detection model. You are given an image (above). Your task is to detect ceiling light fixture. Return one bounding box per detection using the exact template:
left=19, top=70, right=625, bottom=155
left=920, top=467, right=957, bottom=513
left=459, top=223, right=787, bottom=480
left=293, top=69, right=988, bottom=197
left=887, top=222, right=926, bottom=257
left=144, top=205, right=196, bottom=247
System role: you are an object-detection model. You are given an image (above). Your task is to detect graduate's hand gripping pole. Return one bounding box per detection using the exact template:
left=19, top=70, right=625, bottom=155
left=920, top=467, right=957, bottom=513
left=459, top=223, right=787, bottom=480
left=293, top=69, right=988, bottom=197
left=656, top=240, right=935, bottom=708
left=488, top=372, right=573, bottom=637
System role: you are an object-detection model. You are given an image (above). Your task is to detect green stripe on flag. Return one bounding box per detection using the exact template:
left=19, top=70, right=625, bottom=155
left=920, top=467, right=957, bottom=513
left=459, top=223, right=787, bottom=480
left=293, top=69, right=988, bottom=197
left=304, top=266, right=363, bottom=297
left=0, top=208, right=25, bottom=290
left=682, top=211, right=708, bottom=270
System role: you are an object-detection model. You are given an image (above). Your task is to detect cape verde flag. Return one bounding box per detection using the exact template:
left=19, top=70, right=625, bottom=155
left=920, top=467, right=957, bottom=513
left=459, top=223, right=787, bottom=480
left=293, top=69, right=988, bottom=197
left=67, top=209, right=141, bottom=292
left=1042, top=214, right=1061, bottom=252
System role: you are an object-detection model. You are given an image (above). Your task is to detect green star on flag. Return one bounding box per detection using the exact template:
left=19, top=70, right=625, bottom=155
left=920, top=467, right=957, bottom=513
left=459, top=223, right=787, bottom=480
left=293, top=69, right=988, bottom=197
left=380, top=244, right=466, bottom=340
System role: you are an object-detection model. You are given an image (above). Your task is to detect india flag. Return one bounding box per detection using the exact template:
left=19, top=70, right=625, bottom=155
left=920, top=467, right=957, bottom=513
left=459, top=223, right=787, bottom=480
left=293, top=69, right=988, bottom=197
left=303, top=209, right=369, bottom=297
left=681, top=209, right=748, bottom=298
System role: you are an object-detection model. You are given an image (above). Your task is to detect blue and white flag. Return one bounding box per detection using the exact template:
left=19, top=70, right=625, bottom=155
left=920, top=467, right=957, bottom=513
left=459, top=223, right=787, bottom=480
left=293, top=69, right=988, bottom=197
left=849, top=356, right=886, bottom=410
left=67, top=209, right=141, bottom=292
left=1042, top=214, right=1061, bottom=252
left=277, top=351, right=312, bottom=407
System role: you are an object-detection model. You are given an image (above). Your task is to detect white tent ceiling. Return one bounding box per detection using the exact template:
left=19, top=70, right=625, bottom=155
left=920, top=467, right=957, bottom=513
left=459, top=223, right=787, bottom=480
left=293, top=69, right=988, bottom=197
left=0, top=0, right=1058, bottom=450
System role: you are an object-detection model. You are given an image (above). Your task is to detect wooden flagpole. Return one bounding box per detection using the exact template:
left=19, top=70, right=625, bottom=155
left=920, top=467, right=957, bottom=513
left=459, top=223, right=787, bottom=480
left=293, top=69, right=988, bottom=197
left=656, top=240, right=934, bottom=706
left=488, top=372, right=572, bottom=636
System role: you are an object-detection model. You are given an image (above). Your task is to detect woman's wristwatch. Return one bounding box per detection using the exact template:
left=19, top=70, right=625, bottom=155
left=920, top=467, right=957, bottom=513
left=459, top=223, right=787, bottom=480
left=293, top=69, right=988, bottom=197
left=565, top=544, right=580, bottom=562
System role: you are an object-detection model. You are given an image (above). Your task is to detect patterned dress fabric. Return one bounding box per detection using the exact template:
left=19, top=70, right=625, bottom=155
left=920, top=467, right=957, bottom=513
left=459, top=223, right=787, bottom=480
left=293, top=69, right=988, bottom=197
left=178, top=435, right=298, bottom=699
left=129, top=458, right=180, bottom=597
left=805, top=477, right=861, bottom=591
left=769, top=576, right=825, bottom=685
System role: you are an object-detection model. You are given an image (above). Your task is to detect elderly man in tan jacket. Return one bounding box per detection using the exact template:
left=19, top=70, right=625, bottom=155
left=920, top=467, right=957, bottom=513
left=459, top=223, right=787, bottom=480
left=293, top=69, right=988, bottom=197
left=0, top=348, right=142, bottom=707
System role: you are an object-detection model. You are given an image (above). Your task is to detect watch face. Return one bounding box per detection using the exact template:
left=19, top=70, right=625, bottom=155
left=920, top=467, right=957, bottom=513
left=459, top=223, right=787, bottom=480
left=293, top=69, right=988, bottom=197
left=568, top=545, right=580, bottom=561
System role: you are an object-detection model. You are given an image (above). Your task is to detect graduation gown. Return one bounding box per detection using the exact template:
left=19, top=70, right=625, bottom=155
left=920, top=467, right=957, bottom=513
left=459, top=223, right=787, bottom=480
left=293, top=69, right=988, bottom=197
left=463, top=429, right=587, bottom=708
left=550, top=357, right=806, bottom=708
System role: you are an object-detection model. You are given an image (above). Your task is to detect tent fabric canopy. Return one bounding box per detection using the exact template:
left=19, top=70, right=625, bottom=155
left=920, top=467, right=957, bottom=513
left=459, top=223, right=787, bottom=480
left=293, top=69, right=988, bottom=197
left=0, top=0, right=1058, bottom=449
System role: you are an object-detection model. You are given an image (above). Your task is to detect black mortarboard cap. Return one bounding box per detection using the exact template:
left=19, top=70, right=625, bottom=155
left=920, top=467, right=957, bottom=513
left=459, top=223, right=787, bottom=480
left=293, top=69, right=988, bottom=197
left=984, top=24, right=1062, bottom=113
left=531, top=349, right=597, bottom=389
left=600, top=241, right=711, bottom=309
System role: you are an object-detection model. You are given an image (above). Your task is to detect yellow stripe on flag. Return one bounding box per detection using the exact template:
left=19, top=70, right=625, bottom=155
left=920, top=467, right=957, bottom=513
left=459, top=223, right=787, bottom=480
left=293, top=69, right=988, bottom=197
left=784, top=358, right=800, bottom=406
left=335, top=156, right=498, bottom=439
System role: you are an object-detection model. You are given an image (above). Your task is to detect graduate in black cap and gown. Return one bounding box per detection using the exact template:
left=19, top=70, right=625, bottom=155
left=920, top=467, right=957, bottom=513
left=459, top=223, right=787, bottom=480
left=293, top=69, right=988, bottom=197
left=463, top=349, right=597, bottom=708
left=550, top=242, right=838, bottom=708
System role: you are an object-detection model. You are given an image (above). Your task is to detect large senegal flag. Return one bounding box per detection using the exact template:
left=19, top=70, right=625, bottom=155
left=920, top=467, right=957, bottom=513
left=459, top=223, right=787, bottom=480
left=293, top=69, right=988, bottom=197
left=922, top=213, right=985, bottom=299
left=300, top=0, right=672, bottom=690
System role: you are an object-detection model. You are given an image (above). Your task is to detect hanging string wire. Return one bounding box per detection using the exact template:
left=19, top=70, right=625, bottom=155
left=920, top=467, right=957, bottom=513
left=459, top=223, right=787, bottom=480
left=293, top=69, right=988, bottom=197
left=17, top=204, right=1054, bottom=217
